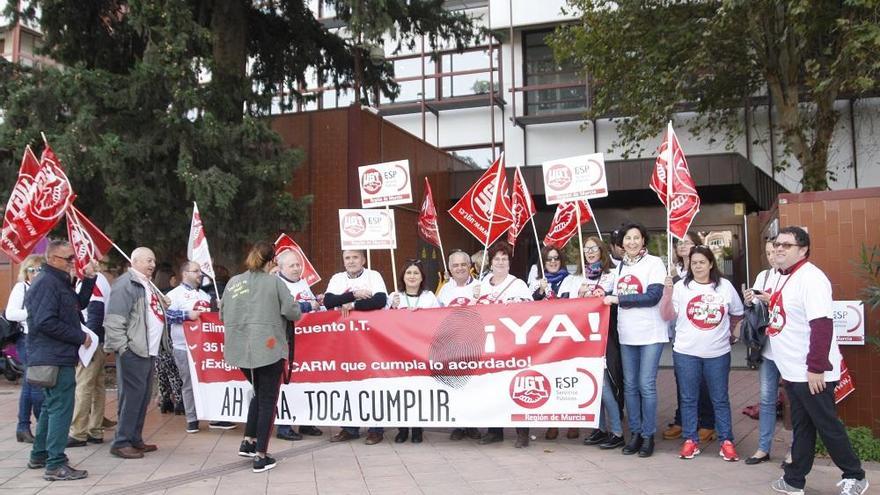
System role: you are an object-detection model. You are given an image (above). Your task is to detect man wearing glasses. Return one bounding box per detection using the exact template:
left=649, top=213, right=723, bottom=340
left=766, top=227, right=868, bottom=495
left=166, top=261, right=214, bottom=434
left=25, top=240, right=96, bottom=481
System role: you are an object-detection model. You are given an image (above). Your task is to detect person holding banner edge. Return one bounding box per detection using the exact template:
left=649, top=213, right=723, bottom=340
left=476, top=242, right=533, bottom=448
left=388, top=259, right=439, bottom=443
left=324, top=249, right=388, bottom=445
left=221, top=242, right=301, bottom=473
left=602, top=223, right=667, bottom=458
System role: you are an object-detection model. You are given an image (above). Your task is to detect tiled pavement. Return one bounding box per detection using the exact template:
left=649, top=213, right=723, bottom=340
left=0, top=365, right=875, bottom=495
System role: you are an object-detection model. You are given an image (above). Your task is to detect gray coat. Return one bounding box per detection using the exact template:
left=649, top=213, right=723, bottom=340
left=221, top=270, right=300, bottom=369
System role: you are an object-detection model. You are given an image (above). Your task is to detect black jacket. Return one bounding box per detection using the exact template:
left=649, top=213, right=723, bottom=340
left=25, top=264, right=95, bottom=367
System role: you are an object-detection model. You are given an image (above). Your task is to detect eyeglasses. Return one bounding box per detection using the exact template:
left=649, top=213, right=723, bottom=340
left=583, top=246, right=600, bottom=253
left=26, top=267, right=42, bottom=273
left=773, top=242, right=800, bottom=250
left=52, top=254, right=76, bottom=263
left=546, top=256, right=560, bottom=262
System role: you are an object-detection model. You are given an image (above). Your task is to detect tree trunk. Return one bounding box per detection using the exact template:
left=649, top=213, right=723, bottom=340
left=210, top=0, right=249, bottom=123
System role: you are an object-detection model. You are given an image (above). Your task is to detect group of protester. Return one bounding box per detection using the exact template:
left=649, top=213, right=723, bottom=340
left=6, top=224, right=869, bottom=494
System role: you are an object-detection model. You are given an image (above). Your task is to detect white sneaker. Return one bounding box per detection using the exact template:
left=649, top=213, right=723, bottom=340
left=770, top=477, right=805, bottom=495
left=837, top=478, right=869, bottom=495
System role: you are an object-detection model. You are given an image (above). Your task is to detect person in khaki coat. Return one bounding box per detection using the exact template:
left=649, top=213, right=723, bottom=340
left=221, top=241, right=300, bottom=473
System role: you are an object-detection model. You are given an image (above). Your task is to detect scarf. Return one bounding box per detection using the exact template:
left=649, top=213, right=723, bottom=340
left=546, top=268, right=570, bottom=295
left=585, top=261, right=604, bottom=280
left=622, top=248, right=647, bottom=266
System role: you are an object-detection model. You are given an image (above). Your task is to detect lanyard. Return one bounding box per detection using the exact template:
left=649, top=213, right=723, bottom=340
left=769, top=259, right=807, bottom=308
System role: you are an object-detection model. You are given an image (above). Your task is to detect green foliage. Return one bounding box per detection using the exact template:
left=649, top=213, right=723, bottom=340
left=549, top=0, right=880, bottom=191
left=816, top=426, right=880, bottom=462
left=858, top=244, right=880, bottom=353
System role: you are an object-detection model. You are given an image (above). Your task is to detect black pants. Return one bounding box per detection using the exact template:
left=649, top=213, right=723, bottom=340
left=242, top=360, right=284, bottom=454
left=114, top=352, right=154, bottom=449
left=784, top=381, right=864, bottom=489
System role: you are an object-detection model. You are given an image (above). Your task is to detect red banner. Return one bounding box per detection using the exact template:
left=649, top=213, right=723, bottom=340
left=183, top=298, right=610, bottom=426
left=1, top=144, right=74, bottom=262
left=508, top=166, right=536, bottom=246
left=274, top=233, right=321, bottom=286
left=66, top=205, right=114, bottom=278
left=649, top=124, right=700, bottom=239
left=417, top=177, right=442, bottom=248
left=448, top=154, right=513, bottom=247
left=834, top=359, right=855, bottom=404
left=543, top=200, right=591, bottom=249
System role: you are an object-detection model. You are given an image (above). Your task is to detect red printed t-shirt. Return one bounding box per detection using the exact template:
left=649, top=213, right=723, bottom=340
left=671, top=278, right=744, bottom=359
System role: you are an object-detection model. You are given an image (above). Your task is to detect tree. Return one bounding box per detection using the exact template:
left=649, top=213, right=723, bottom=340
left=1, top=0, right=482, bottom=262
left=549, top=0, right=880, bottom=191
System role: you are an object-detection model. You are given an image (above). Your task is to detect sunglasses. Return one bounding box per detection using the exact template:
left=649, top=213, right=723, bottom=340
left=546, top=256, right=560, bottom=262
left=52, top=254, right=76, bottom=263
left=26, top=267, right=42, bottom=273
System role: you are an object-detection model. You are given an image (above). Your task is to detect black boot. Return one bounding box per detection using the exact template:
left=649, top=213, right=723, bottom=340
left=411, top=428, right=423, bottom=444
left=514, top=428, right=530, bottom=448
left=394, top=428, right=409, bottom=443
left=637, top=435, right=655, bottom=458
left=621, top=433, right=643, bottom=455
left=583, top=429, right=607, bottom=446
left=159, top=399, right=174, bottom=414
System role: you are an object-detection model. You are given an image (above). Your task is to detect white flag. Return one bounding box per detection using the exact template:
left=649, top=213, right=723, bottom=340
left=187, top=202, right=215, bottom=279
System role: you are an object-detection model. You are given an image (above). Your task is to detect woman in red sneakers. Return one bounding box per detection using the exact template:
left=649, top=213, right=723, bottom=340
left=659, top=245, right=744, bottom=462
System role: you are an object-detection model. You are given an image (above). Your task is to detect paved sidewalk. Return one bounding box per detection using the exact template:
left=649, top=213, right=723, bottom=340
left=0, top=368, right=875, bottom=494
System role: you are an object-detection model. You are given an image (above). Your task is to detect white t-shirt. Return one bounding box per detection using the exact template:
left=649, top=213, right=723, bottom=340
left=615, top=254, right=669, bottom=345
left=280, top=276, right=317, bottom=304
left=559, top=272, right=616, bottom=299
left=437, top=278, right=479, bottom=307
left=388, top=290, right=440, bottom=309
left=5, top=281, right=29, bottom=333
left=751, top=268, right=776, bottom=360
left=765, top=261, right=840, bottom=383
left=325, top=269, right=388, bottom=299
left=670, top=278, right=744, bottom=359
left=477, top=274, right=533, bottom=304
left=167, top=283, right=211, bottom=351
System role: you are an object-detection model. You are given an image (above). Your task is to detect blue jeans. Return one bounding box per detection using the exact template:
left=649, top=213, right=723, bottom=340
left=620, top=342, right=664, bottom=437
left=758, top=357, right=781, bottom=454
left=597, top=371, right=622, bottom=435
left=16, top=337, right=44, bottom=433
left=673, top=351, right=733, bottom=442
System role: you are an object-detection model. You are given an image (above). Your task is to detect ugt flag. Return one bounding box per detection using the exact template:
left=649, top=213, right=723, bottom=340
left=507, top=165, right=536, bottom=246
left=66, top=205, right=114, bottom=279
left=187, top=202, right=216, bottom=280
left=543, top=200, right=592, bottom=249
left=448, top=154, right=513, bottom=246
left=1, top=144, right=74, bottom=263
left=418, top=177, right=442, bottom=248
left=274, top=233, right=321, bottom=287
left=649, top=123, right=700, bottom=239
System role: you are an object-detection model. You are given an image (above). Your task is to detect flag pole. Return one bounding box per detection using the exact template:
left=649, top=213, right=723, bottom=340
left=437, top=233, right=448, bottom=279
left=665, top=121, right=674, bottom=275
left=479, top=154, right=505, bottom=277
left=366, top=249, right=371, bottom=270
left=386, top=205, right=399, bottom=294
left=585, top=200, right=603, bottom=241
left=575, top=203, right=587, bottom=277
left=528, top=215, right=544, bottom=278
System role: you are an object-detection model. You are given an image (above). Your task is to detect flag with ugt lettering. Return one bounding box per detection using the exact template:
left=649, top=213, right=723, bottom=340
left=274, top=233, right=321, bottom=286
left=187, top=202, right=216, bottom=280
left=649, top=123, right=700, bottom=239
left=66, top=205, right=114, bottom=278
left=0, top=144, right=75, bottom=263
left=507, top=165, right=536, bottom=246
left=448, top=154, right=513, bottom=246
left=418, top=177, right=442, bottom=248
left=543, top=200, right=592, bottom=249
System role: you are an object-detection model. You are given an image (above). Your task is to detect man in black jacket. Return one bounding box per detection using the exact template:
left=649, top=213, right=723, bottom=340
left=26, top=240, right=96, bottom=481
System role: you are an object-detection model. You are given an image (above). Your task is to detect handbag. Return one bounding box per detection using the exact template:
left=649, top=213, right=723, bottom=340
left=0, top=315, right=22, bottom=343
left=27, top=365, right=59, bottom=387
left=742, top=272, right=772, bottom=366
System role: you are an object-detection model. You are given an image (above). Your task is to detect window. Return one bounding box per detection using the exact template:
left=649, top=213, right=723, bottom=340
left=441, top=48, right=499, bottom=99
left=447, top=144, right=503, bottom=169
left=522, top=30, right=587, bottom=116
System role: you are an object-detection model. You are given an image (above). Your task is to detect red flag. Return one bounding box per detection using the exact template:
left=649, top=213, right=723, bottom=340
left=834, top=359, right=855, bottom=404
left=187, top=202, right=216, bottom=280
left=274, top=233, right=321, bottom=287
left=66, top=205, right=114, bottom=278
left=448, top=154, right=513, bottom=246
left=507, top=166, right=536, bottom=246
left=649, top=123, right=700, bottom=239
left=418, top=177, right=442, bottom=248
left=543, top=200, right=592, bottom=249
left=0, top=144, right=74, bottom=263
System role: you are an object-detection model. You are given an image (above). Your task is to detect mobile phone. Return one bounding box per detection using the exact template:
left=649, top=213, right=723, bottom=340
left=752, top=289, right=764, bottom=295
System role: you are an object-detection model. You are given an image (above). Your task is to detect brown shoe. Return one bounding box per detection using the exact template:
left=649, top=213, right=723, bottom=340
left=566, top=428, right=580, bottom=439
left=102, top=417, right=117, bottom=428
left=110, top=446, right=144, bottom=459
left=662, top=424, right=682, bottom=440
left=364, top=432, right=384, bottom=445
left=133, top=443, right=157, bottom=453
left=544, top=428, right=559, bottom=440
left=330, top=430, right=358, bottom=442
left=698, top=428, right=717, bottom=443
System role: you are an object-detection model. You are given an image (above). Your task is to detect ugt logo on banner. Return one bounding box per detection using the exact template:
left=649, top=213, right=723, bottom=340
left=358, top=160, right=412, bottom=208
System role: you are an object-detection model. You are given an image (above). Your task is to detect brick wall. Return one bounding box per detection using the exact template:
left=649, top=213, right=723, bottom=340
left=270, top=105, right=475, bottom=294
left=778, top=187, right=880, bottom=435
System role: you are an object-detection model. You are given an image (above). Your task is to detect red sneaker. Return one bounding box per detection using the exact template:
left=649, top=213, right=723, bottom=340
left=679, top=439, right=701, bottom=459
left=719, top=440, right=740, bottom=462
